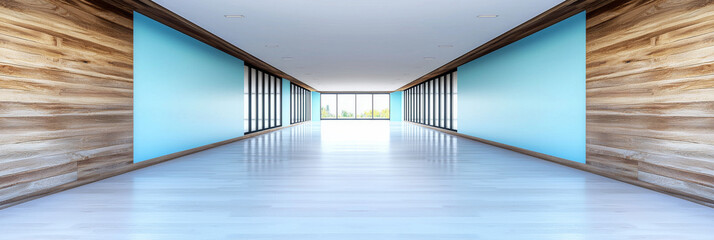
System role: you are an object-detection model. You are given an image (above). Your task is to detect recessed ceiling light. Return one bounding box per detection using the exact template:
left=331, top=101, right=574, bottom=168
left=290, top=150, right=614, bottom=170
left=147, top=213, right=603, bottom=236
left=224, top=15, right=245, bottom=18
left=282, top=57, right=294, bottom=61
left=424, top=57, right=436, bottom=61
left=438, top=44, right=453, bottom=48
left=478, top=15, right=499, bottom=18
left=265, top=44, right=279, bottom=48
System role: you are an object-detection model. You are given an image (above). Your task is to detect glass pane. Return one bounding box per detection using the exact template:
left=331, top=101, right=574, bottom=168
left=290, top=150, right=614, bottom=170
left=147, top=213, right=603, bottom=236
left=404, top=90, right=407, bottom=121
left=304, top=90, right=309, bottom=121
left=250, top=69, right=257, bottom=131
left=337, top=94, right=355, bottom=119
left=410, top=88, right=413, bottom=122
left=404, top=90, right=408, bottom=121
left=453, top=72, right=458, bottom=130
left=291, top=85, right=295, bottom=123
left=298, top=88, right=305, bottom=122
left=435, top=77, right=440, bottom=127
left=299, top=89, right=302, bottom=122
left=422, top=84, right=426, bottom=124
left=430, top=80, right=434, bottom=126
left=244, top=66, right=249, bottom=132
left=321, top=94, right=336, bottom=118
left=276, top=78, right=281, bottom=125
left=355, top=94, right=373, bottom=119
left=446, top=73, right=451, bottom=129
left=258, top=72, right=264, bottom=130
left=417, top=84, right=424, bottom=123
left=439, top=76, right=444, bottom=128
left=269, top=76, right=275, bottom=128
left=298, top=87, right=302, bottom=122
left=427, top=81, right=431, bottom=125
left=373, top=94, right=389, bottom=119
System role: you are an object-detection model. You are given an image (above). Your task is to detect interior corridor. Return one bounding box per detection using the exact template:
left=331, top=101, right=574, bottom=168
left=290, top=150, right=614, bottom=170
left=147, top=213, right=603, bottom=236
left=1, top=121, right=712, bottom=240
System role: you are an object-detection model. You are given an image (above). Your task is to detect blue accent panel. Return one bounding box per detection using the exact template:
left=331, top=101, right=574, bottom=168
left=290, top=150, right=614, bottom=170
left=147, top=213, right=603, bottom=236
left=282, top=79, right=291, bottom=126
left=134, top=12, right=244, bottom=162
left=312, top=92, right=321, bottom=122
left=390, top=91, right=403, bottom=122
left=457, top=12, right=586, bottom=163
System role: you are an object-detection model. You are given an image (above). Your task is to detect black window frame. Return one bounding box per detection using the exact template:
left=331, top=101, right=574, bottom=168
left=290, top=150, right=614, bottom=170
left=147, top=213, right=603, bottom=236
left=245, top=64, right=282, bottom=134
left=319, top=93, right=390, bottom=120
left=290, top=83, right=311, bottom=124
left=405, top=70, right=456, bottom=131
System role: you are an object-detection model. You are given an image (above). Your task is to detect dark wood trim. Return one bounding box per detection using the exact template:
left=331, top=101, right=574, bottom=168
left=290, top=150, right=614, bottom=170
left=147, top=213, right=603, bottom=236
left=320, top=91, right=394, bottom=94
left=0, top=122, right=310, bottom=210
left=396, top=0, right=619, bottom=91
left=320, top=91, right=393, bottom=94
left=97, top=0, right=316, bottom=91
left=406, top=122, right=714, bottom=208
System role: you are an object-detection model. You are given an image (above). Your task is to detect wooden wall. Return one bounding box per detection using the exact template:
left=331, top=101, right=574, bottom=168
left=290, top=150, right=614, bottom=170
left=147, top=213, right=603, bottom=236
left=1, top=0, right=713, bottom=208
left=0, top=0, right=133, bottom=205
left=586, top=0, right=714, bottom=203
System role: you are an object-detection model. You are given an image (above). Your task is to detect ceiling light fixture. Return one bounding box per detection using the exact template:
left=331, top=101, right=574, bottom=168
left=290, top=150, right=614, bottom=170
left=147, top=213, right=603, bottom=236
left=478, top=15, right=499, bottom=18
left=424, top=57, right=436, bottom=61
left=224, top=15, right=245, bottom=18
left=282, top=57, right=294, bottom=61
left=438, top=45, right=453, bottom=48
left=265, top=44, right=279, bottom=48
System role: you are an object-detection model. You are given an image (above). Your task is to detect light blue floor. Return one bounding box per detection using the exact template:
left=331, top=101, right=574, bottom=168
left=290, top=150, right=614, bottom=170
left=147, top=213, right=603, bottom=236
left=0, top=121, right=712, bottom=239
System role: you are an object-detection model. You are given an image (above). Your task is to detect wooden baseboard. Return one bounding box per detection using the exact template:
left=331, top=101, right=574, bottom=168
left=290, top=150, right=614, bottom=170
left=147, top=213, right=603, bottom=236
left=0, top=122, right=308, bottom=210
left=407, top=122, right=714, bottom=208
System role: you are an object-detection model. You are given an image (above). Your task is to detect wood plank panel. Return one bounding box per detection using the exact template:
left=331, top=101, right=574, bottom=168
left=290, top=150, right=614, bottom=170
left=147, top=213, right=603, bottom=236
left=0, top=121, right=308, bottom=209
left=586, top=0, right=714, bottom=204
left=0, top=0, right=133, bottom=206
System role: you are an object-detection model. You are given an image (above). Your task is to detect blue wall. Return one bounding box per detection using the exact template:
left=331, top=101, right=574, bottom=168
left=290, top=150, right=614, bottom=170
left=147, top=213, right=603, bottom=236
left=134, top=13, right=244, bottom=162
left=282, top=79, right=291, bottom=126
left=457, top=12, right=586, bottom=163
left=390, top=91, right=403, bottom=121
left=312, top=92, right=321, bottom=122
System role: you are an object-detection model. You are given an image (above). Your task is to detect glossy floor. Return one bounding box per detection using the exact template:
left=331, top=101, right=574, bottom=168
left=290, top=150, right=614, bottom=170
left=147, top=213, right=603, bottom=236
left=1, top=121, right=713, bottom=239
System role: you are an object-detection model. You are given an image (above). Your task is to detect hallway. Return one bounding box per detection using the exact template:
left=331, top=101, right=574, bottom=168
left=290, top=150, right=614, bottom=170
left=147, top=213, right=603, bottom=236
left=1, top=121, right=712, bottom=239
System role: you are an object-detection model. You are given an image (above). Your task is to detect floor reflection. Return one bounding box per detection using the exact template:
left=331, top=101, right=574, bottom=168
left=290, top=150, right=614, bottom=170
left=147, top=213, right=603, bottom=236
left=0, top=121, right=712, bottom=239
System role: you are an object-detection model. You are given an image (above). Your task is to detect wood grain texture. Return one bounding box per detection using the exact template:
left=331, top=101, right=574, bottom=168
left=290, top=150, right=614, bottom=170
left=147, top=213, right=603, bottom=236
left=586, top=0, right=714, bottom=204
left=409, top=122, right=714, bottom=208
left=0, top=122, right=308, bottom=210
left=0, top=0, right=133, bottom=205
left=396, top=0, right=619, bottom=91
left=98, top=0, right=315, bottom=91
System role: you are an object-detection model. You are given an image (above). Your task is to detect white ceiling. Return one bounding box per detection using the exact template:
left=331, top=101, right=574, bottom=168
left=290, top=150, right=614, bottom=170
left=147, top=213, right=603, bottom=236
left=153, top=0, right=565, bottom=91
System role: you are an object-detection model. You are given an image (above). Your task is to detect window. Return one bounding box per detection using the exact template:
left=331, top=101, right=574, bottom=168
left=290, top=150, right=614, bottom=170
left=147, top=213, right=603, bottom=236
left=320, top=93, right=390, bottom=120
left=373, top=94, right=389, bottom=119
left=355, top=94, right=372, bottom=119
left=244, top=65, right=282, bottom=133
left=337, top=94, right=356, bottom=118
left=321, top=94, right=337, bottom=119
left=405, top=71, right=457, bottom=131
left=291, top=83, right=311, bottom=124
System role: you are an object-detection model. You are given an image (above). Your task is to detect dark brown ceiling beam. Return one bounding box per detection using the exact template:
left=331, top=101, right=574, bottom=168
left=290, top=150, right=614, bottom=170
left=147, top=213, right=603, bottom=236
left=98, top=0, right=317, bottom=91
left=395, top=0, right=620, bottom=91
